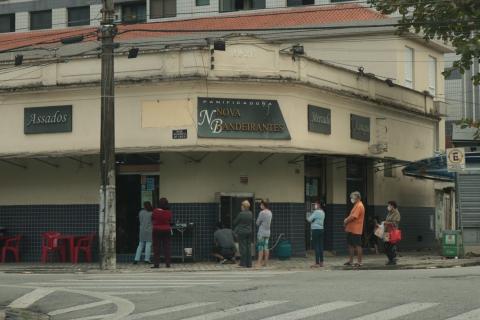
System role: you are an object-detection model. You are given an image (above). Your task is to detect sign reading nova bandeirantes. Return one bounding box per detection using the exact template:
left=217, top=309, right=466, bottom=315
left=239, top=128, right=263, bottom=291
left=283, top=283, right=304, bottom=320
left=24, top=105, right=72, bottom=134
left=197, top=97, right=290, bottom=140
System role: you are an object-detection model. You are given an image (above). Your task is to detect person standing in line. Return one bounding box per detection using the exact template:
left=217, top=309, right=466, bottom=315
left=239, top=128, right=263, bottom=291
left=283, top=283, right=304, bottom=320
left=151, top=197, right=173, bottom=268
left=133, top=201, right=153, bottom=265
left=307, top=200, right=325, bottom=268
left=255, top=199, right=272, bottom=268
left=384, top=201, right=401, bottom=265
left=234, top=200, right=253, bottom=268
left=344, top=191, right=365, bottom=268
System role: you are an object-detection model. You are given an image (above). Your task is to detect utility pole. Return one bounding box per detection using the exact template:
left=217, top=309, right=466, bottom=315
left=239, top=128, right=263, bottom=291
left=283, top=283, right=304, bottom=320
left=99, top=0, right=116, bottom=270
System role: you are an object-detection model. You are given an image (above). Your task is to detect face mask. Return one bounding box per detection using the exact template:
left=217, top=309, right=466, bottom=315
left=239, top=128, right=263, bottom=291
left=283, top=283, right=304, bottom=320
left=387, top=205, right=392, bottom=211
left=350, top=198, right=356, bottom=204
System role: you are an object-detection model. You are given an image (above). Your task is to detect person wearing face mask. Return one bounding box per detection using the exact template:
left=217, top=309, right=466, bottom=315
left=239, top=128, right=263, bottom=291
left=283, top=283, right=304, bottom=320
left=306, top=200, right=326, bottom=268
left=384, top=201, right=401, bottom=265
left=343, top=191, right=365, bottom=268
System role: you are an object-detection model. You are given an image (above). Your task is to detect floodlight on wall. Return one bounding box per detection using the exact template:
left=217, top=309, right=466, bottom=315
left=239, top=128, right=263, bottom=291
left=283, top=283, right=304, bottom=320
left=14, top=54, right=23, bottom=66
left=385, top=78, right=395, bottom=87
left=128, top=47, right=139, bottom=59
left=213, top=39, right=226, bottom=51
left=291, top=44, right=304, bottom=55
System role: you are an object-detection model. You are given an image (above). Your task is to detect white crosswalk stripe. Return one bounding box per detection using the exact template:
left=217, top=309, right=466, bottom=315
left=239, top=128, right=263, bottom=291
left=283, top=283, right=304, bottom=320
left=445, top=308, right=480, bottom=320
left=179, top=301, right=287, bottom=320
left=48, top=300, right=113, bottom=316
left=124, top=302, right=216, bottom=320
left=351, top=302, right=439, bottom=320
left=258, top=301, right=364, bottom=320
left=8, top=288, right=55, bottom=309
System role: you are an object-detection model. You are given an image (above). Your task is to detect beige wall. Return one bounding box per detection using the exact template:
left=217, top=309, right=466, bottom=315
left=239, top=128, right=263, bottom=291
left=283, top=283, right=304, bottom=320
left=160, top=152, right=304, bottom=203
left=0, top=81, right=438, bottom=163
left=0, top=156, right=99, bottom=205
left=300, top=35, right=446, bottom=100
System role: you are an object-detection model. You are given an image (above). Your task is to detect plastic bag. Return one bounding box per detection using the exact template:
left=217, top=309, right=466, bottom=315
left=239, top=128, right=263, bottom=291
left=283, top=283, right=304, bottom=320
left=374, top=223, right=384, bottom=239
left=389, top=228, right=402, bottom=244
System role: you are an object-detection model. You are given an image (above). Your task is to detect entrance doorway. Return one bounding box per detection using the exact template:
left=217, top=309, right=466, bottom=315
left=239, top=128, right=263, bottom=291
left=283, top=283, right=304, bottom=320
left=304, top=156, right=327, bottom=250
left=116, top=174, right=159, bottom=254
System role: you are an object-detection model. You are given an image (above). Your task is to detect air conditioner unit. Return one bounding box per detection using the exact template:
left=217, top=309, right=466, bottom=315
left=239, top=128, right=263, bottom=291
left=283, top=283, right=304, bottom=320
left=369, top=143, right=388, bottom=154
left=433, top=101, right=447, bottom=116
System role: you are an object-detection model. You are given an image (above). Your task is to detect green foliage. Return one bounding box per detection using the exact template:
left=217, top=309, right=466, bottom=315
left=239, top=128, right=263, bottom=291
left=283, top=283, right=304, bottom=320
left=368, top=0, right=480, bottom=85
left=457, top=119, right=480, bottom=140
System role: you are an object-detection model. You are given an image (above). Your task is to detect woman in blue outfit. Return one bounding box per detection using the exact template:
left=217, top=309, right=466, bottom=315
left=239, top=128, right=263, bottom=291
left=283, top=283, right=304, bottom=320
left=307, top=200, right=326, bottom=268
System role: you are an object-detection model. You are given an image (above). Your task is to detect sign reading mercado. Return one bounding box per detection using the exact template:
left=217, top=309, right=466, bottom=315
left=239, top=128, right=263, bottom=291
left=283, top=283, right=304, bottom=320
left=197, top=97, right=290, bottom=140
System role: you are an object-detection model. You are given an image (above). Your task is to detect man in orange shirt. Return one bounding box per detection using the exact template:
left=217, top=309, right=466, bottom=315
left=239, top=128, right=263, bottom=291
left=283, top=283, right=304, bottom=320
left=344, top=191, right=365, bottom=267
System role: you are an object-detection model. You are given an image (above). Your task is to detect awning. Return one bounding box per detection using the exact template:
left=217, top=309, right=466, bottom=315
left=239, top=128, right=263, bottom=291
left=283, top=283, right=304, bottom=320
left=403, top=151, right=480, bottom=181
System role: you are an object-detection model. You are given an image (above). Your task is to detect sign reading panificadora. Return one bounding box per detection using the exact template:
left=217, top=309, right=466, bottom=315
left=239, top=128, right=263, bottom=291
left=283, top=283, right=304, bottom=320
left=24, top=105, right=72, bottom=134
left=197, top=97, right=290, bottom=140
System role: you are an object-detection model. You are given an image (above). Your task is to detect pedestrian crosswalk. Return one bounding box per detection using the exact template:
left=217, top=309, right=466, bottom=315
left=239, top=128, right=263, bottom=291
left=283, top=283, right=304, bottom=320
left=9, top=271, right=480, bottom=320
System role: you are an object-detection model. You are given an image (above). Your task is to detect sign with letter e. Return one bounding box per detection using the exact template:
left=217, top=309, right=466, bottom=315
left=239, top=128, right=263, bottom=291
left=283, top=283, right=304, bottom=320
left=447, top=148, right=466, bottom=172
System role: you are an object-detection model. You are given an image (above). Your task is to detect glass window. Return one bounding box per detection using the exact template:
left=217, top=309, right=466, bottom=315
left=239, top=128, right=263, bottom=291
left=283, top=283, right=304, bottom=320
left=122, top=2, right=146, bottom=23
left=0, top=14, right=15, bottom=33
left=68, top=6, right=90, bottom=27
left=196, top=0, right=210, bottom=6
left=150, top=0, right=176, bottom=19
left=404, top=46, right=414, bottom=89
left=428, top=56, right=437, bottom=96
left=287, top=0, right=314, bottom=6
left=219, top=0, right=265, bottom=12
left=30, top=10, right=52, bottom=30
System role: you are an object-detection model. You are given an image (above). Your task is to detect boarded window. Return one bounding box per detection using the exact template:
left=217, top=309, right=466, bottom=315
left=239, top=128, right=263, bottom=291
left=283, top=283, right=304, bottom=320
left=68, top=6, right=90, bottom=27
left=404, top=47, right=414, bottom=89
left=150, top=0, right=176, bottom=19
left=428, top=56, right=437, bottom=96
left=30, top=10, right=52, bottom=30
left=0, top=14, right=15, bottom=33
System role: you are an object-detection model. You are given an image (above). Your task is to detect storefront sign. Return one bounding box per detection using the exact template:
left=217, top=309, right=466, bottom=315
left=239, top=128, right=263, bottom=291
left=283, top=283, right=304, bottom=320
left=24, top=105, right=72, bottom=134
left=308, top=105, right=331, bottom=134
left=351, top=114, right=370, bottom=142
left=197, top=97, right=290, bottom=140
left=172, top=129, right=187, bottom=139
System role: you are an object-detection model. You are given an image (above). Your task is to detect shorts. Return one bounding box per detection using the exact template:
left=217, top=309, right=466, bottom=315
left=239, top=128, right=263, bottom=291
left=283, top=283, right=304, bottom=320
left=346, top=233, right=362, bottom=247
left=213, top=246, right=234, bottom=259
left=257, top=237, right=270, bottom=251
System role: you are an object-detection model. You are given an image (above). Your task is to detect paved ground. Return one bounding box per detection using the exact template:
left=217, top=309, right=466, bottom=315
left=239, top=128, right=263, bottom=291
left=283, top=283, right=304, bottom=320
left=1, top=266, right=480, bottom=320
left=1, top=253, right=480, bottom=320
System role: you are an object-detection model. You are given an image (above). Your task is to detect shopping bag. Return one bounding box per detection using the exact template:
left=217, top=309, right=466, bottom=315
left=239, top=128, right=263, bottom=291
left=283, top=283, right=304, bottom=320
left=389, top=228, right=402, bottom=244
left=374, top=223, right=384, bottom=239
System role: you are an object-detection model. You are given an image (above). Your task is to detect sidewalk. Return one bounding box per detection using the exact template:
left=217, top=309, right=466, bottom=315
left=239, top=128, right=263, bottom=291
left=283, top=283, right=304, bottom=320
left=1, top=252, right=479, bottom=273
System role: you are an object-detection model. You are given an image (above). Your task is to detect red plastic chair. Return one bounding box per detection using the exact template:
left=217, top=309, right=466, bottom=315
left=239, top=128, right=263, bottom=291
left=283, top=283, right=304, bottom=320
left=41, top=232, right=66, bottom=263
left=73, top=233, right=95, bottom=263
left=1, top=235, right=22, bottom=262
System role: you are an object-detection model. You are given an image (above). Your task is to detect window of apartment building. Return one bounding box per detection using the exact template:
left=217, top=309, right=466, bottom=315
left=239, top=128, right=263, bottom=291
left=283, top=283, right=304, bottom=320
left=220, top=0, right=265, bottom=12
left=404, top=46, right=414, bottom=89
left=428, top=56, right=437, bottom=96
left=287, top=0, right=314, bottom=7
left=0, top=14, right=15, bottom=33
left=68, top=6, right=90, bottom=27
left=122, top=1, right=146, bottom=23
left=196, top=0, right=210, bottom=6
left=30, top=10, right=52, bottom=30
left=150, top=0, right=176, bottom=19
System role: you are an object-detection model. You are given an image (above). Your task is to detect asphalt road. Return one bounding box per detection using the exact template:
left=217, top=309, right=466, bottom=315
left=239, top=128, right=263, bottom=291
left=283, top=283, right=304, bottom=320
left=1, top=266, right=480, bottom=320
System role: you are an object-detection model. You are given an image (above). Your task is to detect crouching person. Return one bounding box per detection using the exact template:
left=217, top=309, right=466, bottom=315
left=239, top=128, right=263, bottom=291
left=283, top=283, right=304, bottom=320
left=212, top=223, right=236, bottom=264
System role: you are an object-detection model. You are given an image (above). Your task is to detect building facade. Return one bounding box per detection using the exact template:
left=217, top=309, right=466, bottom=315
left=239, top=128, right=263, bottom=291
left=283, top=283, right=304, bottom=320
left=0, top=8, right=451, bottom=262
left=1, top=0, right=364, bottom=33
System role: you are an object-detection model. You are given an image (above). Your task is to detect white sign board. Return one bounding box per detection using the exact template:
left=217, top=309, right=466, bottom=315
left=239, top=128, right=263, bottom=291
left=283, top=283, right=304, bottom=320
left=447, top=148, right=466, bottom=172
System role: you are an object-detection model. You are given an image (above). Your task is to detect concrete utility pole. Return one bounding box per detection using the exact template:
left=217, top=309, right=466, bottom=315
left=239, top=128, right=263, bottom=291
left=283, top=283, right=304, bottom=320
left=99, top=0, right=116, bottom=270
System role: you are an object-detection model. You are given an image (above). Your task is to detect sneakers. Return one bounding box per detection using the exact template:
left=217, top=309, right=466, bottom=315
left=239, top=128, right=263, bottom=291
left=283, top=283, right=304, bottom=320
left=220, top=259, right=228, bottom=264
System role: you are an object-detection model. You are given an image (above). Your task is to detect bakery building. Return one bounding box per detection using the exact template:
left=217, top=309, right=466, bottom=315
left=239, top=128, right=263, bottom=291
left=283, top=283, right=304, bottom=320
left=0, top=7, right=451, bottom=261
